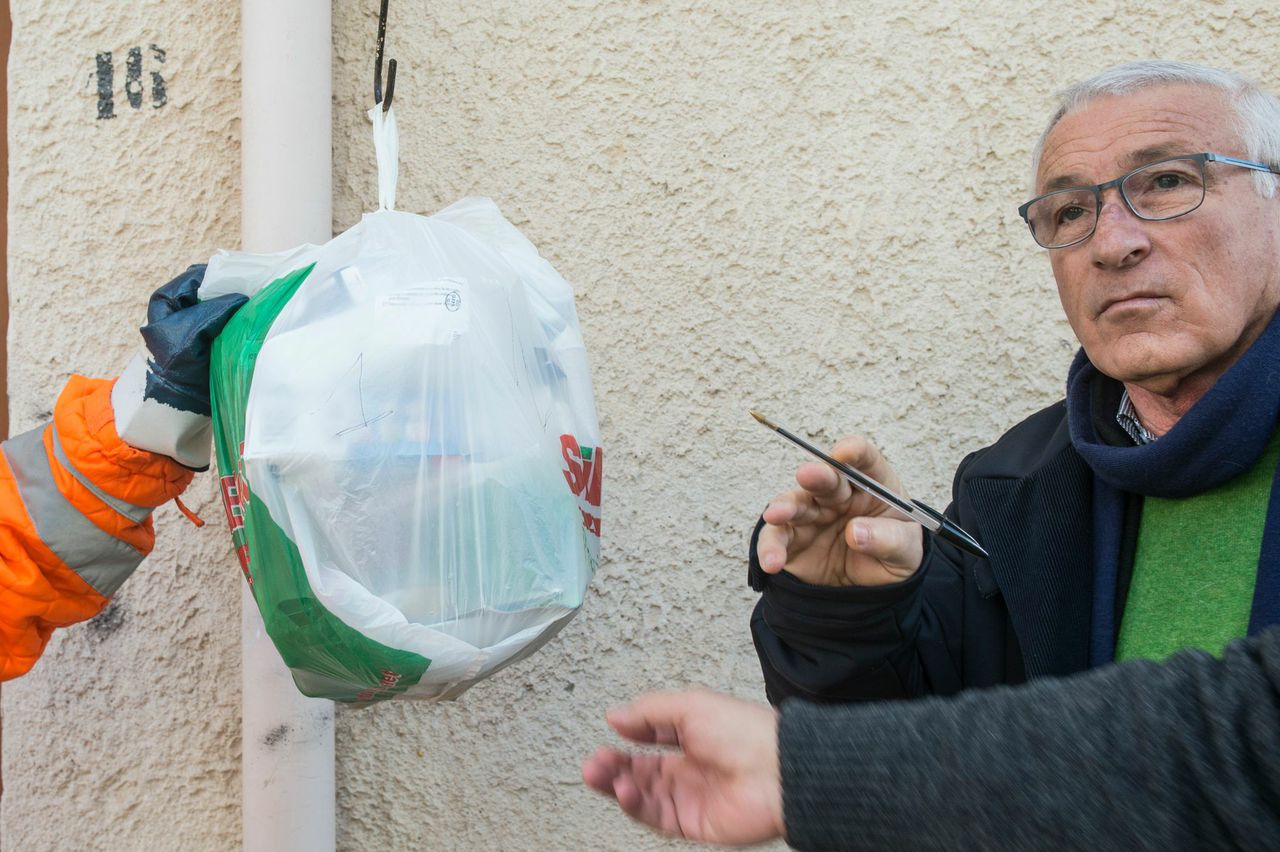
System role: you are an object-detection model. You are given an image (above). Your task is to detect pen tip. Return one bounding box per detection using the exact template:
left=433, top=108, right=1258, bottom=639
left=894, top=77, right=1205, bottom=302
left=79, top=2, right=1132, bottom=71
left=749, top=410, right=775, bottom=429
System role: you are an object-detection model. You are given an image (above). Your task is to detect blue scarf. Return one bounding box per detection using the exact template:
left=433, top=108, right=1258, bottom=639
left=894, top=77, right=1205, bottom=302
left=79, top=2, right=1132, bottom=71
left=1066, top=308, right=1280, bottom=666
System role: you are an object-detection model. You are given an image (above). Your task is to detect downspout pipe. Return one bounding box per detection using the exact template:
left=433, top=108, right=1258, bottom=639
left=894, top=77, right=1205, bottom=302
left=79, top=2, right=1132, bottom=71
left=240, top=2, right=335, bottom=849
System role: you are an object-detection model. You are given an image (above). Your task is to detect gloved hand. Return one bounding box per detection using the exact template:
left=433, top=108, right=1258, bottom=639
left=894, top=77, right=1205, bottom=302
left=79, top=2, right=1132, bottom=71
left=111, top=265, right=249, bottom=469
left=139, top=265, right=248, bottom=416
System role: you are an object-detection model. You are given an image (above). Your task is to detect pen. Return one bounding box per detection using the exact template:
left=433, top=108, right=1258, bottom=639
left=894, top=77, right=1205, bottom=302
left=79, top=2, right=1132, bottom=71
left=750, top=410, right=989, bottom=560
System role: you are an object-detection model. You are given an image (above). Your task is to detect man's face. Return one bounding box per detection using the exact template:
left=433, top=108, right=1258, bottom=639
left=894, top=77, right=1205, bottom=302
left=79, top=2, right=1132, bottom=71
left=1036, top=84, right=1280, bottom=394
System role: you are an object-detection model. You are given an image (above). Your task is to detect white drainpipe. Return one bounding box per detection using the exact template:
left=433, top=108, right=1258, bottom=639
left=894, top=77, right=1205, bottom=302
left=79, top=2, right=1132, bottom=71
left=240, top=2, right=336, bottom=849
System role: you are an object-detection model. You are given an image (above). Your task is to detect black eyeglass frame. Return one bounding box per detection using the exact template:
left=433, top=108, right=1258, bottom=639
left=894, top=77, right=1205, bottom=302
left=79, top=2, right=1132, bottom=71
left=1017, top=152, right=1280, bottom=249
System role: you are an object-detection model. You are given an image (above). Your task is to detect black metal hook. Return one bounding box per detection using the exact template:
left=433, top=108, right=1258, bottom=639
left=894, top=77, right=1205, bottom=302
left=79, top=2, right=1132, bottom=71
left=374, top=0, right=396, bottom=112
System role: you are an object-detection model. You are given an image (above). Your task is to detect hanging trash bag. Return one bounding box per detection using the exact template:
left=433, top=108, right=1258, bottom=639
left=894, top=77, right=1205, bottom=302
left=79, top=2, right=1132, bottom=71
left=206, top=75, right=601, bottom=703
left=207, top=199, right=601, bottom=703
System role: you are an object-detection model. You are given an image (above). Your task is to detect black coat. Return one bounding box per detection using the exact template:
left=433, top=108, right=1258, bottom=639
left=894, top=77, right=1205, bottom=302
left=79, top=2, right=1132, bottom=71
left=750, top=399, right=1103, bottom=705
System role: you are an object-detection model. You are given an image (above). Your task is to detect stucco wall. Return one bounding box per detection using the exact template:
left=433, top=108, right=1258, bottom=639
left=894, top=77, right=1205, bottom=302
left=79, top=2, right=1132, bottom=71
left=328, top=2, right=1280, bottom=848
left=6, top=0, right=1280, bottom=849
left=2, top=1, right=243, bottom=849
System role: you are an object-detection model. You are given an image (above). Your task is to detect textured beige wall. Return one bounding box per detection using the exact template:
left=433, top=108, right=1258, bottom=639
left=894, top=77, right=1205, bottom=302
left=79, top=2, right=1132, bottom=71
left=6, top=0, right=1280, bottom=849
left=2, top=1, right=243, bottom=849
left=328, top=1, right=1280, bottom=848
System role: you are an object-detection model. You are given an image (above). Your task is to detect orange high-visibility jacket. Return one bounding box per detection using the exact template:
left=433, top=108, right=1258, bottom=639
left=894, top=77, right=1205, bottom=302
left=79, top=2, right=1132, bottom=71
left=0, top=375, right=193, bottom=680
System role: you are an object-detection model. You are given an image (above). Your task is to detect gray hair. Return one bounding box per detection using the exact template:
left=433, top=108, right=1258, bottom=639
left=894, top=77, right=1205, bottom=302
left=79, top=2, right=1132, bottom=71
left=1031, top=60, right=1280, bottom=197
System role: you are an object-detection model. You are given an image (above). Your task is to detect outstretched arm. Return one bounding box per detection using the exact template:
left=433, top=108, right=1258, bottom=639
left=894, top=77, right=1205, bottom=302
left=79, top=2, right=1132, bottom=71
left=585, top=627, right=1280, bottom=849
left=0, top=265, right=245, bottom=680
left=582, top=689, right=784, bottom=846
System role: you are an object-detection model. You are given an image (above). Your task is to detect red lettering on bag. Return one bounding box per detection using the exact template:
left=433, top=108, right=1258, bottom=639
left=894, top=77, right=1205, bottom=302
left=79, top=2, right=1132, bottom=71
left=220, top=476, right=244, bottom=531
left=560, top=435, right=602, bottom=506
left=236, top=441, right=250, bottom=511
left=560, top=434, right=603, bottom=537
left=585, top=446, right=602, bottom=507
left=561, top=435, right=584, bottom=493
left=219, top=441, right=254, bottom=584
left=356, top=669, right=403, bottom=702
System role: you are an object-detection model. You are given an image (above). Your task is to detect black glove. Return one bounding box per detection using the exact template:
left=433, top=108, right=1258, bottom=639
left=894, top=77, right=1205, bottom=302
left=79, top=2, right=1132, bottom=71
left=112, top=264, right=248, bottom=469
left=139, top=264, right=248, bottom=417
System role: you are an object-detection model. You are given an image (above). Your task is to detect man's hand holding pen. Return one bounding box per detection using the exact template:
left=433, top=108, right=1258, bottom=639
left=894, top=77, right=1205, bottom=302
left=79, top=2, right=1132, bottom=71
left=756, top=435, right=926, bottom=587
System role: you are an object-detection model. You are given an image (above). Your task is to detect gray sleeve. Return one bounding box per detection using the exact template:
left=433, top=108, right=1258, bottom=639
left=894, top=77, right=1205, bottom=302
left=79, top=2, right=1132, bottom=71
left=779, top=628, right=1280, bottom=851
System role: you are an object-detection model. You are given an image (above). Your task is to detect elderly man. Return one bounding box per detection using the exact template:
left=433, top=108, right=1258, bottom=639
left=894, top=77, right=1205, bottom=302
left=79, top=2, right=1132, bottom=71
left=584, top=61, right=1280, bottom=848
left=750, top=60, right=1280, bottom=699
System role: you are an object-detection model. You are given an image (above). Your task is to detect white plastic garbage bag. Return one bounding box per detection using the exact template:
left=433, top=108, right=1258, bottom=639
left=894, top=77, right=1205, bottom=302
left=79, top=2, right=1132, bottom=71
left=208, top=197, right=601, bottom=703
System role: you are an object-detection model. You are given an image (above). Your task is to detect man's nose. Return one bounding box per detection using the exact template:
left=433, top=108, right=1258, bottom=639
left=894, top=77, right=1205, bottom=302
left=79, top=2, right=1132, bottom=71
left=1089, top=191, right=1151, bottom=269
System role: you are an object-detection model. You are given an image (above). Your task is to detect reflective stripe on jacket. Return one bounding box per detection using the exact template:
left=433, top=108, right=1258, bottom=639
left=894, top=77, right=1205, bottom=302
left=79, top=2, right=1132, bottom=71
left=0, top=375, right=193, bottom=680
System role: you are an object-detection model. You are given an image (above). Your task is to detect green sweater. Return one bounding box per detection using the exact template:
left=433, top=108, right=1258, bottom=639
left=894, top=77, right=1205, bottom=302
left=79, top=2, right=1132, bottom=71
left=1115, top=431, right=1280, bottom=662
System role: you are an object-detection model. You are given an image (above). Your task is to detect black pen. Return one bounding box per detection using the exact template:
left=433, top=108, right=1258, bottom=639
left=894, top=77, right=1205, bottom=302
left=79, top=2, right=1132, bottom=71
left=751, top=410, right=989, bottom=560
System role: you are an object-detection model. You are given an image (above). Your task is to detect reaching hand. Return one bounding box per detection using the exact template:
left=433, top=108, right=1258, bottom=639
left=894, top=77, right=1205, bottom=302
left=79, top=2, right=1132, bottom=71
left=140, top=264, right=248, bottom=417
left=112, top=264, right=249, bottom=469
left=756, top=435, right=924, bottom=587
left=582, top=689, right=784, bottom=846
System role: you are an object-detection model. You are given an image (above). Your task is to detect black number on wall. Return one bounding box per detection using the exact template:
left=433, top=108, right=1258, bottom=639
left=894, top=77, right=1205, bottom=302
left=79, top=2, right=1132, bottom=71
left=93, top=44, right=167, bottom=120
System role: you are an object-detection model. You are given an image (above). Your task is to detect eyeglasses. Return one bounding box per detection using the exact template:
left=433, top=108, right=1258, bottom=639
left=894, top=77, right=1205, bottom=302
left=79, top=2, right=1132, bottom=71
left=1018, top=152, right=1280, bottom=249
